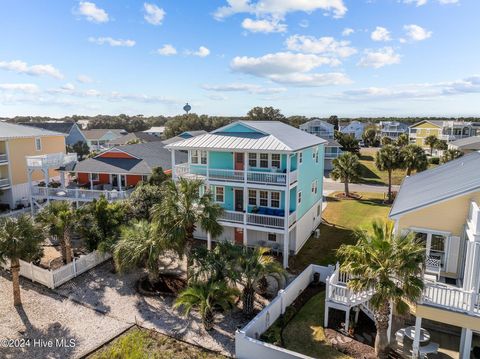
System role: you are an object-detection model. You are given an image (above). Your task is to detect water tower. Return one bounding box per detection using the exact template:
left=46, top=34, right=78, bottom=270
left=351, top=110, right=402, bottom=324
left=183, top=103, right=191, bottom=114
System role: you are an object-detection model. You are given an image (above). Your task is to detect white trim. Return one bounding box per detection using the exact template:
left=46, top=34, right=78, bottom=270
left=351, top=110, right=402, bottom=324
left=93, top=147, right=141, bottom=160
left=248, top=189, right=282, bottom=209
left=214, top=185, right=225, bottom=203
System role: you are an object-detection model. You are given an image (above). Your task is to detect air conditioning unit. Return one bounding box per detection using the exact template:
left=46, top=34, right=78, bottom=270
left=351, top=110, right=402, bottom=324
left=315, top=229, right=320, bottom=238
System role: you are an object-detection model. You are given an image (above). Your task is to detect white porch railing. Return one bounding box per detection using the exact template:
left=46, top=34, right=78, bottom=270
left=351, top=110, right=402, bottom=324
left=31, top=186, right=130, bottom=202
left=468, top=201, right=480, bottom=235
left=218, top=210, right=292, bottom=229
left=288, top=211, right=297, bottom=226
left=219, top=210, right=244, bottom=224
left=26, top=153, right=77, bottom=169
left=0, top=153, right=7, bottom=163
left=421, top=282, right=480, bottom=315
left=0, top=178, right=9, bottom=187
left=326, top=265, right=373, bottom=307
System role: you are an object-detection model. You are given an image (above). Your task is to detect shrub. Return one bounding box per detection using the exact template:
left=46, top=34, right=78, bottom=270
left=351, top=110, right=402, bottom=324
left=429, top=157, right=440, bottom=165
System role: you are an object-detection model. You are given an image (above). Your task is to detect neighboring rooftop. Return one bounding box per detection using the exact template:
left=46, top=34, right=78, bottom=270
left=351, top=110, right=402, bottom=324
left=19, top=122, right=78, bottom=134
left=108, top=132, right=161, bottom=146
left=449, top=136, right=480, bottom=150
left=167, top=121, right=325, bottom=152
left=0, top=122, right=65, bottom=140
left=83, top=129, right=127, bottom=140
left=143, top=126, right=165, bottom=134
left=389, top=151, right=480, bottom=217
left=162, top=130, right=208, bottom=145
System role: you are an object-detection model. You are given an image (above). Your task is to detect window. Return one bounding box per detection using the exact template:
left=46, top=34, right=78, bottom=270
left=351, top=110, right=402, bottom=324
left=191, top=150, right=199, bottom=164
left=191, top=150, right=207, bottom=164
left=248, top=190, right=257, bottom=206
left=311, top=180, right=318, bottom=194
left=298, top=191, right=302, bottom=204
left=248, top=153, right=257, bottom=168
left=91, top=173, right=99, bottom=181
left=260, top=153, right=269, bottom=168
left=317, top=204, right=321, bottom=216
left=270, top=192, right=280, bottom=208
left=410, top=128, right=417, bottom=134
left=271, top=154, right=280, bottom=169
left=259, top=191, right=268, bottom=206
left=413, top=230, right=448, bottom=270
left=215, top=186, right=224, bottom=203
left=35, top=137, right=42, bottom=151
left=268, top=233, right=277, bottom=242
left=200, top=150, right=207, bottom=165
left=298, top=152, right=303, bottom=164
left=313, top=147, right=319, bottom=163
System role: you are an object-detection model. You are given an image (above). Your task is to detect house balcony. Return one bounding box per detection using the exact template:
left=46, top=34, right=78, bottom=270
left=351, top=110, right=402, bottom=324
left=174, top=163, right=298, bottom=188
left=0, top=154, right=7, bottom=164
left=218, top=209, right=297, bottom=230
left=26, top=153, right=77, bottom=170
left=421, top=282, right=480, bottom=317
left=0, top=178, right=10, bottom=188
left=31, top=185, right=131, bottom=202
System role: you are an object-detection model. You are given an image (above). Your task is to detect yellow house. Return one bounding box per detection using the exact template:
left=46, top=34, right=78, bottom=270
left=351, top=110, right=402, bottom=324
left=0, top=122, right=66, bottom=209
left=409, top=120, right=478, bottom=150
left=389, top=152, right=480, bottom=358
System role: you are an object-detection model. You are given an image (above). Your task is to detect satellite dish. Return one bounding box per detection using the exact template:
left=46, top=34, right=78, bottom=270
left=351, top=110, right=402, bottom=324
left=183, top=103, right=191, bottom=114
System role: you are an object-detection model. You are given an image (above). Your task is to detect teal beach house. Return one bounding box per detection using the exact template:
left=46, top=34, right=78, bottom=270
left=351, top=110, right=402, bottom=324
left=167, top=121, right=325, bottom=268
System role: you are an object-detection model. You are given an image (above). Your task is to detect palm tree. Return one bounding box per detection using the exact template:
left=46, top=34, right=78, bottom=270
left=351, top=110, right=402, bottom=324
left=434, top=140, right=448, bottom=152
left=424, top=135, right=438, bottom=155
left=237, top=246, right=285, bottom=315
left=151, top=179, right=224, bottom=277
left=330, top=152, right=361, bottom=197
left=337, top=221, right=425, bottom=358
left=0, top=215, right=45, bottom=306
left=400, top=144, right=428, bottom=176
left=174, top=280, right=239, bottom=331
left=362, top=127, right=377, bottom=147
left=381, top=137, right=393, bottom=146
left=395, top=133, right=409, bottom=148
left=336, top=133, right=360, bottom=154
left=375, top=145, right=400, bottom=202
left=113, top=220, right=164, bottom=284
left=442, top=148, right=463, bottom=163
left=35, top=201, right=76, bottom=263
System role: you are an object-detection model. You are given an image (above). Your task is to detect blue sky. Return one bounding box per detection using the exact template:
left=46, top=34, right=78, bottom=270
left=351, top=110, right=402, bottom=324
left=0, top=0, right=479, bottom=117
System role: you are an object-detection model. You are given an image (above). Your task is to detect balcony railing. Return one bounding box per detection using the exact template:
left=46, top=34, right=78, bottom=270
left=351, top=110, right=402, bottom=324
left=421, top=282, right=480, bottom=316
left=0, top=154, right=7, bottom=163
left=0, top=178, right=10, bottom=187
left=31, top=186, right=130, bottom=202
left=218, top=209, right=297, bottom=229
left=175, top=164, right=297, bottom=187
left=26, top=153, right=77, bottom=169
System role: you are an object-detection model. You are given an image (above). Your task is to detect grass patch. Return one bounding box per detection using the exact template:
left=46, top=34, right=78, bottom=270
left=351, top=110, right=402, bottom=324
left=88, top=327, right=226, bottom=359
left=358, top=148, right=406, bottom=186
left=290, top=192, right=391, bottom=273
left=282, top=291, right=351, bottom=359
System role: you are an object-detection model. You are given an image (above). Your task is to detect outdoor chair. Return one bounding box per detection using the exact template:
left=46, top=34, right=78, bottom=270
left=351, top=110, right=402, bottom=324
left=395, top=328, right=406, bottom=347
left=418, top=342, right=439, bottom=358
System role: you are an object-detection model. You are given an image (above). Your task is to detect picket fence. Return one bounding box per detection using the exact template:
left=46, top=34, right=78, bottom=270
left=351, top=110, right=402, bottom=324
left=2, top=250, right=111, bottom=289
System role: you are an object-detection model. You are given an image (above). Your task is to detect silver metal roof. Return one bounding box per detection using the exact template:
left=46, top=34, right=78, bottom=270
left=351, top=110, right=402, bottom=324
left=0, top=122, right=65, bottom=140
left=449, top=136, right=480, bottom=150
left=166, top=121, right=326, bottom=153
left=389, top=151, right=480, bottom=218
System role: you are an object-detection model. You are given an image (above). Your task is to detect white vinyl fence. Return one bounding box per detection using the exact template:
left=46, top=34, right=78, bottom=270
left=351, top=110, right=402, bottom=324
left=2, top=251, right=111, bottom=289
left=235, top=264, right=334, bottom=359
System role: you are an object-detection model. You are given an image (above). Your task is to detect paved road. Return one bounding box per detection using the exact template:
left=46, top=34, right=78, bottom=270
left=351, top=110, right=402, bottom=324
left=323, top=179, right=400, bottom=194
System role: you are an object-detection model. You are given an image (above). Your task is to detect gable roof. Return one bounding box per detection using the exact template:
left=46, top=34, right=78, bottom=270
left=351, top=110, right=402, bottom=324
left=83, top=129, right=127, bottom=140
left=409, top=120, right=444, bottom=128
left=389, top=151, right=480, bottom=218
left=448, top=136, right=480, bottom=150
left=108, top=132, right=161, bottom=146
left=299, top=119, right=334, bottom=130
left=69, top=141, right=187, bottom=175
left=0, top=122, right=66, bottom=140
left=19, top=122, right=77, bottom=134
left=167, top=121, right=325, bottom=153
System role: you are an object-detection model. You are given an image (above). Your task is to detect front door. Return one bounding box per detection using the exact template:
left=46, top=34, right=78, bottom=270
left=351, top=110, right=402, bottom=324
left=234, top=153, right=244, bottom=170
left=234, top=189, right=244, bottom=212
left=234, top=228, right=244, bottom=245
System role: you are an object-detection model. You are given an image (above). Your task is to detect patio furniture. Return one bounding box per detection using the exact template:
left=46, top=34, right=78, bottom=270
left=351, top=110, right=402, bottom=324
left=271, top=243, right=280, bottom=256
left=418, top=342, right=439, bottom=358
left=55, top=190, right=67, bottom=197
left=395, top=328, right=406, bottom=347
left=404, top=326, right=430, bottom=344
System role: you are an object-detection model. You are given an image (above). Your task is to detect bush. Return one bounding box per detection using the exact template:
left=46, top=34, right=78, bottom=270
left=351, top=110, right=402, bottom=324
left=429, top=157, right=440, bottom=165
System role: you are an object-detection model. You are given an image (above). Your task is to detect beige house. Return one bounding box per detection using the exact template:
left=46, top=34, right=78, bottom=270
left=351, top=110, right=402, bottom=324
left=0, top=122, right=66, bottom=209
left=389, top=152, right=480, bottom=357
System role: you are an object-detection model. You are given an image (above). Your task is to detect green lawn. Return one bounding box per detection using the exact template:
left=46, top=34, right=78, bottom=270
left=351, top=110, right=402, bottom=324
left=358, top=148, right=406, bottom=186
left=282, top=291, right=351, bottom=359
left=289, top=192, right=391, bottom=273
left=89, top=327, right=226, bottom=359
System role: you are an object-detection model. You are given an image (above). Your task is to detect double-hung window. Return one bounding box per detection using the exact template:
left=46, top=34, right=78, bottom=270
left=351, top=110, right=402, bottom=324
left=311, top=180, right=318, bottom=194
left=298, top=152, right=303, bottom=165
left=215, top=186, right=224, bottom=203
left=260, top=154, right=269, bottom=168
left=248, top=153, right=257, bottom=168
left=298, top=191, right=302, bottom=204
left=35, top=137, right=42, bottom=151
left=271, top=154, right=281, bottom=169
left=91, top=173, right=99, bottom=181
left=259, top=191, right=268, bottom=206
left=248, top=190, right=257, bottom=206
left=270, top=192, right=280, bottom=208
left=268, top=233, right=277, bottom=242
left=191, top=150, right=207, bottom=164
left=191, top=150, right=199, bottom=164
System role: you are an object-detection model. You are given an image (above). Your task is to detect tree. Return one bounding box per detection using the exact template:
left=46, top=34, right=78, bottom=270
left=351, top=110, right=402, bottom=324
left=0, top=215, right=45, bottom=306
left=71, top=141, right=90, bottom=160
left=35, top=201, right=76, bottom=263
left=126, top=138, right=142, bottom=145
left=236, top=246, right=285, bottom=315
left=337, top=221, right=424, bottom=358
left=174, top=281, right=239, bottom=331
left=149, top=167, right=168, bottom=186
left=336, top=133, right=360, bottom=154
left=434, top=140, right=448, bottom=152
left=113, top=220, right=164, bottom=284
left=127, top=184, right=163, bottom=220
left=381, top=137, right=393, bottom=146
left=330, top=152, right=361, bottom=197
left=424, top=135, right=438, bottom=155
left=442, top=149, right=463, bottom=163
left=327, top=115, right=339, bottom=130
left=400, top=144, right=428, bottom=176
left=151, top=179, right=224, bottom=277
left=246, top=107, right=286, bottom=122
left=375, top=145, right=400, bottom=202
left=395, top=133, right=409, bottom=148
left=362, top=127, right=377, bottom=147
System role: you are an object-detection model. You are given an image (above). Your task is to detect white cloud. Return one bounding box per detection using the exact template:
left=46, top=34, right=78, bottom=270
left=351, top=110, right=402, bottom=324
left=77, top=74, right=94, bottom=83
left=285, top=35, right=356, bottom=58
left=299, top=20, right=309, bottom=28
left=143, top=3, right=166, bottom=25
left=342, top=28, right=354, bottom=36
left=403, top=0, right=458, bottom=6
left=0, top=60, right=63, bottom=79
left=77, top=2, right=109, bottom=23
left=267, top=72, right=351, bottom=86
left=403, top=24, right=432, bottom=41
left=88, top=37, right=136, bottom=47
left=202, top=83, right=287, bottom=94
left=62, top=83, right=75, bottom=91
left=358, top=47, right=401, bottom=68
left=371, top=26, right=391, bottom=42
left=214, top=0, right=348, bottom=20
left=242, top=18, right=287, bottom=33
left=186, top=46, right=210, bottom=57
left=156, top=44, right=177, bottom=56
left=0, top=83, right=39, bottom=93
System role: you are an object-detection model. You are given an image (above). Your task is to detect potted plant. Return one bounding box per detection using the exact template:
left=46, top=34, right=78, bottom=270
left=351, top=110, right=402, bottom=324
left=252, top=206, right=259, bottom=214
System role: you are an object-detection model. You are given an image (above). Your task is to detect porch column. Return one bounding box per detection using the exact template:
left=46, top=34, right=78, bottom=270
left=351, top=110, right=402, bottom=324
left=243, top=151, right=248, bottom=248
left=44, top=169, right=50, bottom=204
left=27, top=169, right=34, bottom=215
left=344, top=308, right=350, bottom=334
left=283, top=154, right=291, bottom=269
left=412, top=316, right=422, bottom=358
left=171, top=150, right=176, bottom=180
left=207, top=232, right=212, bottom=251
left=462, top=329, right=473, bottom=359
left=118, top=174, right=122, bottom=191
left=89, top=173, right=93, bottom=190
left=60, top=171, right=65, bottom=188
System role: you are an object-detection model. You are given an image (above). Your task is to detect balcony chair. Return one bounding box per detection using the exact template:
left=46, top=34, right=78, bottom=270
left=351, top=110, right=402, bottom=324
left=418, top=342, right=439, bottom=358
